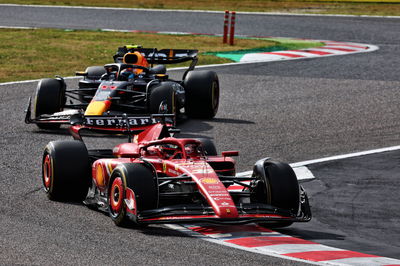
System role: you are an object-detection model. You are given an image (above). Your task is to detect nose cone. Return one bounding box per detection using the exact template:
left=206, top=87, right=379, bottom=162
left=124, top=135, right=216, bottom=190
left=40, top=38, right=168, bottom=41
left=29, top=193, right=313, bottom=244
left=84, top=100, right=110, bottom=115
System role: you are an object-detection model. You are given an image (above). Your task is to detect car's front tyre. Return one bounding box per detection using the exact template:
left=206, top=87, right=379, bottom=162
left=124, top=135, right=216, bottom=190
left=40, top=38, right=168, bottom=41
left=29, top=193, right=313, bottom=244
left=108, top=163, right=158, bottom=227
left=42, top=140, right=90, bottom=201
left=34, top=78, right=66, bottom=129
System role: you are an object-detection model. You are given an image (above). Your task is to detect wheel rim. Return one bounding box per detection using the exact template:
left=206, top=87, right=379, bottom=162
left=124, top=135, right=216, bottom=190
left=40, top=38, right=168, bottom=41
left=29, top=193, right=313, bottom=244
left=43, top=154, right=52, bottom=191
left=110, top=177, right=124, bottom=216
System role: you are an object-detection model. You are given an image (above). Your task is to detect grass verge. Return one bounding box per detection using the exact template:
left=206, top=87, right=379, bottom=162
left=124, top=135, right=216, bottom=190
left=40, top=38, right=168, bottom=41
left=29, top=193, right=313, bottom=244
left=0, top=0, right=399, bottom=16
left=0, top=28, right=323, bottom=83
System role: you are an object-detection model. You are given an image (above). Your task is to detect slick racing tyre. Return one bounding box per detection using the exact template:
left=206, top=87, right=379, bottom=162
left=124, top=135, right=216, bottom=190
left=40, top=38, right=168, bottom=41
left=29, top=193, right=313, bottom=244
left=251, top=160, right=300, bottom=228
left=42, top=140, right=90, bottom=201
left=149, top=82, right=177, bottom=115
left=108, top=164, right=158, bottom=227
left=195, top=138, right=217, bottom=156
left=85, top=66, right=106, bottom=80
left=184, top=70, right=219, bottom=119
left=78, top=66, right=106, bottom=102
left=34, top=78, right=66, bottom=129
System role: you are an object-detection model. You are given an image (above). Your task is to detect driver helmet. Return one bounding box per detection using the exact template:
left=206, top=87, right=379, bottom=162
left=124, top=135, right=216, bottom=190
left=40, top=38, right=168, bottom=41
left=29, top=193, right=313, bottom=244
left=123, top=51, right=149, bottom=74
left=120, top=67, right=135, bottom=80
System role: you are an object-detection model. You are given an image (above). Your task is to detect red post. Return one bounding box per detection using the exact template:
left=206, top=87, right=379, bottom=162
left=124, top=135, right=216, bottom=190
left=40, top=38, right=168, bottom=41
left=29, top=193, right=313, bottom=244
left=223, top=10, right=229, bottom=44
left=229, top=11, right=236, bottom=46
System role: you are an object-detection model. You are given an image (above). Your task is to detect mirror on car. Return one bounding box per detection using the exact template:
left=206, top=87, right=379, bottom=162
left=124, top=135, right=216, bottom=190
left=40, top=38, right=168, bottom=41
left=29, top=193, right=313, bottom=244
left=222, top=151, right=239, bottom=157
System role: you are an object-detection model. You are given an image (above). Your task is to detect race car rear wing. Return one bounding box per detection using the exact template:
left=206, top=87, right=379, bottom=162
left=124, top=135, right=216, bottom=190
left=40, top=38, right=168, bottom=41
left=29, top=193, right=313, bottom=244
left=114, top=46, right=198, bottom=66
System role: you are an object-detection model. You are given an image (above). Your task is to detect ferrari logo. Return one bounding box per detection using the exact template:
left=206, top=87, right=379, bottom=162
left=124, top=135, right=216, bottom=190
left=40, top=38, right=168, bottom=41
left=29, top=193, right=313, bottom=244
left=163, top=162, right=167, bottom=173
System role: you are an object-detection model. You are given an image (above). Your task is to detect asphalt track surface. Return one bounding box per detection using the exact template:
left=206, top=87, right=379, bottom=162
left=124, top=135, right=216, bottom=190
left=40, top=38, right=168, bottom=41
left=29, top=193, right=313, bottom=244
left=1, top=5, right=400, bottom=265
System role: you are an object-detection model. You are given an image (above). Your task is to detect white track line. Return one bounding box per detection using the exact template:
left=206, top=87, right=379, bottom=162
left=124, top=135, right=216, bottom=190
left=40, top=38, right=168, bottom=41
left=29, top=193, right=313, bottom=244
left=1, top=4, right=399, bottom=18
left=238, top=145, right=400, bottom=181
left=289, top=144, right=400, bottom=168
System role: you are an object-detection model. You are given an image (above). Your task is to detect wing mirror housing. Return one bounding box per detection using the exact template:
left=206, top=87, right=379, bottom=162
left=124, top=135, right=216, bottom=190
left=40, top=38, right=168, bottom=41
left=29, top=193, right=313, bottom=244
left=222, top=151, right=239, bottom=157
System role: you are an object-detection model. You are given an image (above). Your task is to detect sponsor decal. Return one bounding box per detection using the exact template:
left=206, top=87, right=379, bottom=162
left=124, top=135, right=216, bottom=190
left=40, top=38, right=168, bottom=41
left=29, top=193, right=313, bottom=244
left=84, top=116, right=157, bottom=127
left=124, top=188, right=137, bottom=215
left=210, top=193, right=229, bottom=197
left=193, top=168, right=214, bottom=174
left=167, top=168, right=180, bottom=175
left=200, top=177, right=219, bottom=184
left=213, top=197, right=232, bottom=201
left=177, top=162, right=206, bottom=167
left=146, top=51, right=189, bottom=59
left=163, top=162, right=167, bottom=173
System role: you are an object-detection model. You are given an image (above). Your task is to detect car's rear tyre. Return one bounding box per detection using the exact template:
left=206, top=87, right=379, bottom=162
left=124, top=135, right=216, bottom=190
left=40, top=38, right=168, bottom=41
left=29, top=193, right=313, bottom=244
left=108, top=164, right=158, bottom=227
left=42, top=140, right=90, bottom=201
left=148, top=82, right=176, bottom=115
left=78, top=66, right=106, bottom=102
left=195, top=138, right=217, bottom=156
left=34, top=78, right=65, bottom=129
left=251, top=160, right=300, bottom=228
left=86, top=66, right=106, bottom=80
left=184, top=70, right=219, bottom=119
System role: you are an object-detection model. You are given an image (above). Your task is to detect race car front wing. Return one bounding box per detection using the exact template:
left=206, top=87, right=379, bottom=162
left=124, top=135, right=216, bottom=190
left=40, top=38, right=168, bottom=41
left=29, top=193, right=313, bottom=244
left=133, top=202, right=311, bottom=225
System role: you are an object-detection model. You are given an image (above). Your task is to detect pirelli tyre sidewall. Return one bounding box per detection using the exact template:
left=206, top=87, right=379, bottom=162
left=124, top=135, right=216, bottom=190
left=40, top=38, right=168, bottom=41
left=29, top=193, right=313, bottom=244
left=183, top=70, right=219, bottom=119
left=34, top=78, right=66, bottom=129
left=42, top=140, right=90, bottom=201
left=108, top=163, right=158, bottom=227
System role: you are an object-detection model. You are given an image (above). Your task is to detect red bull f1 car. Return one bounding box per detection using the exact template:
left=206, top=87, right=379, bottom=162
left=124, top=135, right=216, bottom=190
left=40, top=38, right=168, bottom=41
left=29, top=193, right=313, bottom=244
left=25, top=46, right=220, bottom=129
left=42, top=115, right=311, bottom=227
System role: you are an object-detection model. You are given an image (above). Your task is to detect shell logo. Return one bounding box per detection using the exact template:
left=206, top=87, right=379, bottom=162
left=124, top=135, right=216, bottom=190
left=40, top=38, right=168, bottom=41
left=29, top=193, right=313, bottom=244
left=96, top=164, right=105, bottom=187
left=201, top=178, right=219, bottom=184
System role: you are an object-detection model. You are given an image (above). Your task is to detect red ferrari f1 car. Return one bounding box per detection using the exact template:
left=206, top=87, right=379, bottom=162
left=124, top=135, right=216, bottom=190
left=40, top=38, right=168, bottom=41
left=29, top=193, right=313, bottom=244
left=42, top=115, right=311, bottom=227
left=26, top=45, right=219, bottom=129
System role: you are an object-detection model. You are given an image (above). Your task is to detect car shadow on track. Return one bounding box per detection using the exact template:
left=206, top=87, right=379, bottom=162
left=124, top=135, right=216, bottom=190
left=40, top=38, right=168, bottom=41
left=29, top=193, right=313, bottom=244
left=28, top=128, right=71, bottom=136
left=28, top=128, right=127, bottom=139
left=178, top=117, right=254, bottom=133
left=211, top=118, right=255, bottom=125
